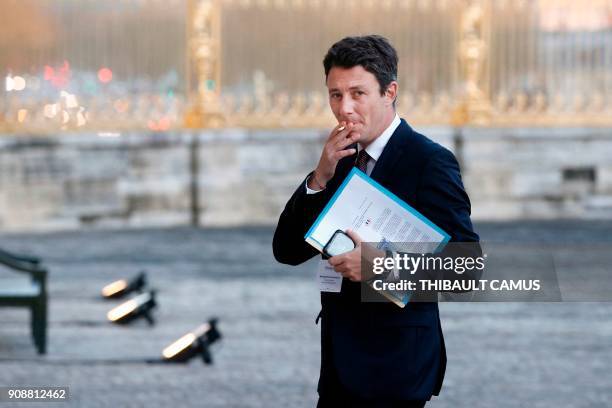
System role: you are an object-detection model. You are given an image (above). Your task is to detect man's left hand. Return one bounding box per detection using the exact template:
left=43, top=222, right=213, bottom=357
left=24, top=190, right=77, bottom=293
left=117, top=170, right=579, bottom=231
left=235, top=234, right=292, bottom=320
left=328, top=229, right=363, bottom=282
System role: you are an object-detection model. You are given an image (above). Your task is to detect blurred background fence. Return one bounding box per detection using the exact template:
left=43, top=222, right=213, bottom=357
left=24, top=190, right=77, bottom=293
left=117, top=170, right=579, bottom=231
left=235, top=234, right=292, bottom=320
left=2, top=0, right=612, bottom=133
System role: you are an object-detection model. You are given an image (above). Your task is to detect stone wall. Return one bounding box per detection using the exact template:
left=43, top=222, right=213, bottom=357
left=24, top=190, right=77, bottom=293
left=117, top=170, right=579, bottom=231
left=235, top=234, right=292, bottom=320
left=461, top=127, right=612, bottom=220
left=0, top=133, right=192, bottom=231
left=0, top=127, right=610, bottom=231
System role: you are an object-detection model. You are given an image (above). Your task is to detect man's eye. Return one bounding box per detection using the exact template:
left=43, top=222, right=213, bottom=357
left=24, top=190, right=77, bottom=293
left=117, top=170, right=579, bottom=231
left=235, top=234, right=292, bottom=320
left=354, top=91, right=365, bottom=96
left=330, top=94, right=341, bottom=99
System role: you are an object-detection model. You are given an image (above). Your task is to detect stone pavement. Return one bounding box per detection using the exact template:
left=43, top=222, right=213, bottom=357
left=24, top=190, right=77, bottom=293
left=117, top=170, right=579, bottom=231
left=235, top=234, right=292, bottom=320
left=0, top=222, right=611, bottom=407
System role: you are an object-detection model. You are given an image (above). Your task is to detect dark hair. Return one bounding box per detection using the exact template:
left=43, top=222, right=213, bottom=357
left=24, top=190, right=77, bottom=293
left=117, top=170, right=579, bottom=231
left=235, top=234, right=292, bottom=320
left=323, top=35, right=398, bottom=96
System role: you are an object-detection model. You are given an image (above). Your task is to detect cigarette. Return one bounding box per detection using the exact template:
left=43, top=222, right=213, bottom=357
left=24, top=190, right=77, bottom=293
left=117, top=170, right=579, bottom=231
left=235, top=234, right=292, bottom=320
left=337, top=125, right=346, bottom=131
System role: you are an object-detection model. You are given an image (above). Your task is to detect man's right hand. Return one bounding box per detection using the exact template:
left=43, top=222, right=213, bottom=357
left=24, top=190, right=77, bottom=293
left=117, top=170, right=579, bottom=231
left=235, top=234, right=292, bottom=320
left=308, top=122, right=360, bottom=190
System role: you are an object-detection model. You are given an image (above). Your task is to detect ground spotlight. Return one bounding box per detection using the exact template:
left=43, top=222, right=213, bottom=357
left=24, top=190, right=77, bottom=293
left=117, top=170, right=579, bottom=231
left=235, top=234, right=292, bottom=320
left=107, top=290, right=157, bottom=325
left=162, top=318, right=221, bottom=364
left=101, top=271, right=147, bottom=299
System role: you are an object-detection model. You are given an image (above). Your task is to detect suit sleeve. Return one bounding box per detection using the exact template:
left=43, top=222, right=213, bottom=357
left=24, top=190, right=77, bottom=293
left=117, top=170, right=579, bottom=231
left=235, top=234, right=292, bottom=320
left=272, top=172, right=332, bottom=266
left=400, top=148, right=482, bottom=290
left=417, top=148, right=479, bottom=244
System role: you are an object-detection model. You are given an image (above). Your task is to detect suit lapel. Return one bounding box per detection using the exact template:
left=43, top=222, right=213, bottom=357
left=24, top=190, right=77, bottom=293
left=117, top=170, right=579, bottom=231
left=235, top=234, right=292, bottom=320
left=370, top=119, right=409, bottom=186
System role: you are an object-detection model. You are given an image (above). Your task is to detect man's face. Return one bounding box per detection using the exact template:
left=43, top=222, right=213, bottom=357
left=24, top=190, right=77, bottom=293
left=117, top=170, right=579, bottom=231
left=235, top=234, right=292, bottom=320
left=326, top=65, right=397, bottom=146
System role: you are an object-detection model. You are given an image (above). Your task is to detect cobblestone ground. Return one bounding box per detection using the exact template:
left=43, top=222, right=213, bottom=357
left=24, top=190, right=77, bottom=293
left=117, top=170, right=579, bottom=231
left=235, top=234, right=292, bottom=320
left=0, top=221, right=611, bottom=408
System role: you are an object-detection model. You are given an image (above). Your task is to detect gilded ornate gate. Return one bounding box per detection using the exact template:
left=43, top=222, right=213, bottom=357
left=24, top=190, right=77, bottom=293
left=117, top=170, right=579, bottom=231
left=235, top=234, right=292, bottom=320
left=2, top=0, right=611, bottom=132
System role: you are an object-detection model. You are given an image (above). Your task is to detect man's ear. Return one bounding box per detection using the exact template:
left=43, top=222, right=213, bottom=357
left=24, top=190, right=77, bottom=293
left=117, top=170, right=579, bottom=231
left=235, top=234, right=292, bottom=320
left=384, top=81, right=398, bottom=106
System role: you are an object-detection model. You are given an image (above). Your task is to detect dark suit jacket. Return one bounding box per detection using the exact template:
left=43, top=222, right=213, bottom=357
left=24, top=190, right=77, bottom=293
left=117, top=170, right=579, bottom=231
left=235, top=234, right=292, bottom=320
left=273, top=119, right=479, bottom=401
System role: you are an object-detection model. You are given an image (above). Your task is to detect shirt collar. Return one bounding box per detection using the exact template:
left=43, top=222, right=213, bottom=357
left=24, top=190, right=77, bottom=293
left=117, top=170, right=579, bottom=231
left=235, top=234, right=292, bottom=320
left=358, top=113, right=400, bottom=162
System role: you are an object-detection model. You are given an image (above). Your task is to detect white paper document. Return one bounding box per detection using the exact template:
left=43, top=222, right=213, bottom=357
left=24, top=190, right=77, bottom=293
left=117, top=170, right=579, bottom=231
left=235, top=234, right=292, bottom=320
left=305, top=168, right=451, bottom=303
left=305, top=168, right=450, bottom=254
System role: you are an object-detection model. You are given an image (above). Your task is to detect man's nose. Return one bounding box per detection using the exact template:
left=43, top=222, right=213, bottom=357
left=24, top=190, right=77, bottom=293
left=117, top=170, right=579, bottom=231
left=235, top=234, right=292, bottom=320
left=339, top=97, right=355, bottom=118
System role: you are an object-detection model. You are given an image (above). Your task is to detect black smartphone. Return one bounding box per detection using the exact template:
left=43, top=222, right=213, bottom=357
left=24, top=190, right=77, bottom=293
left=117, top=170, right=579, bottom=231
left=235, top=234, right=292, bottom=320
left=322, top=230, right=356, bottom=259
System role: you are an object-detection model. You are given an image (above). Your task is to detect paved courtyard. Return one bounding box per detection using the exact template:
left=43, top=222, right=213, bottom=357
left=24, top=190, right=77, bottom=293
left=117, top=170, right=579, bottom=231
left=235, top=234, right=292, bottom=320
left=1, top=221, right=611, bottom=407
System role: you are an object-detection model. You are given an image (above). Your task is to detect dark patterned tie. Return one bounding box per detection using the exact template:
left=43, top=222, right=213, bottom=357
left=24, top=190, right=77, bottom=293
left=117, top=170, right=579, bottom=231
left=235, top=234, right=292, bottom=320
left=355, top=149, right=370, bottom=173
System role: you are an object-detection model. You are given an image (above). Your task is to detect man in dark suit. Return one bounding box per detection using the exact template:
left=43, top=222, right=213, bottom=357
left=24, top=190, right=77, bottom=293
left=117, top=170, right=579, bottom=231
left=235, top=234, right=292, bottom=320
left=273, top=35, right=479, bottom=407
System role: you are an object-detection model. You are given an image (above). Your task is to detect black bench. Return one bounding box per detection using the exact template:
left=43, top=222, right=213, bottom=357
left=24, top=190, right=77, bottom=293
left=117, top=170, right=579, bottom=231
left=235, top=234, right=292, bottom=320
left=0, top=248, right=48, bottom=354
